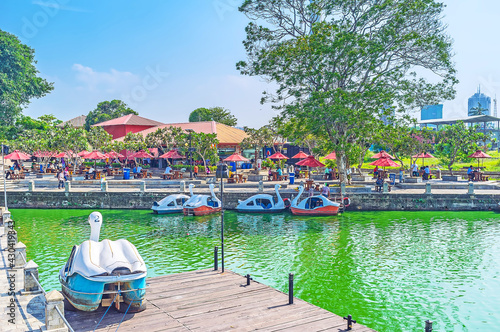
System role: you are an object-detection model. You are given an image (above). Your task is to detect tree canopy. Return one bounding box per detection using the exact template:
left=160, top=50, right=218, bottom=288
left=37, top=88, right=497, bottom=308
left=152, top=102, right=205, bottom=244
left=85, top=100, right=137, bottom=130
left=238, top=0, right=457, bottom=183
left=0, top=29, right=54, bottom=126
left=189, top=107, right=237, bottom=126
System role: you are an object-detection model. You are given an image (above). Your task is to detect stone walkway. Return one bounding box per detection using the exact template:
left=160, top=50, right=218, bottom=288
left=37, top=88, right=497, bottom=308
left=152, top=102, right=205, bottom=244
left=0, top=226, right=45, bottom=332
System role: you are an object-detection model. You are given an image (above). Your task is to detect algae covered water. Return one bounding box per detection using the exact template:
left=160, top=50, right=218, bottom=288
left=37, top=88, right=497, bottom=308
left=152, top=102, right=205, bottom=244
left=12, top=209, right=500, bottom=331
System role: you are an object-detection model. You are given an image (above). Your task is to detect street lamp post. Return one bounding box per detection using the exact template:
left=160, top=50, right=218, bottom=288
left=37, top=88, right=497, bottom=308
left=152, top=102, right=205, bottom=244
left=2, top=144, right=8, bottom=210
left=186, top=129, right=194, bottom=180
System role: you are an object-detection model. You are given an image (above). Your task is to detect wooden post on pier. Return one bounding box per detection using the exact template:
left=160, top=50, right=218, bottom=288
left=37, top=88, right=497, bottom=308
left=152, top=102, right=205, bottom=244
left=45, top=290, right=67, bottom=332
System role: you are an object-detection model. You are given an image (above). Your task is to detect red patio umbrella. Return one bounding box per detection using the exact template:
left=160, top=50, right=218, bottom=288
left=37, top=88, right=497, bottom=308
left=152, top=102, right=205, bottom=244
left=369, top=157, right=400, bottom=171
left=372, top=150, right=395, bottom=159
left=296, top=156, right=325, bottom=179
left=292, top=151, right=309, bottom=159
left=77, top=150, right=89, bottom=157
left=224, top=153, right=250, bottom=177
left=105, top=151, right=125, bottom=159
left=129, top=150, right=153, bottom=159
left=54, top=152, right=69, bottom=158
left=34, top=151, right=54, bottom=158
left=84, top=151, right=106, bottom=159
left=412, top=152, right=435, bottom=167
left=159, top=150, right=185, bottom=159
left=268, top=152, right=288, bottom=160
left=4, top=150, right=32, bottom=160
left=324, top=152, right=337, bottom=160
left=467, top=150, right=492, bottom=168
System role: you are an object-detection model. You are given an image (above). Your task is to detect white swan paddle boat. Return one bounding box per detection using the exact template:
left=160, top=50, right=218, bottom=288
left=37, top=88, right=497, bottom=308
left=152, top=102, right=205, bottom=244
left=59, top=212, right=147, bottom=312
left=151, top=184, right=194, bottom=214
left=290, top=185, right=341, bottom=216
left=236, top=184, right=290, bottom=213
left=183, top=183, right=222, bottom=216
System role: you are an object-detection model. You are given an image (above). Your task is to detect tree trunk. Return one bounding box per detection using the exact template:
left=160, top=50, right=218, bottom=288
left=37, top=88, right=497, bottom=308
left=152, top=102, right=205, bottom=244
left=254, top=148, right=258, bottom=170
left=336, top=152, right=348, bottom=184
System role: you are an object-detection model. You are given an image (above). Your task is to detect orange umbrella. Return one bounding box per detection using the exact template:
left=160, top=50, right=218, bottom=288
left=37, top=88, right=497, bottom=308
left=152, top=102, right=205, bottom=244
left=4, top=150, right=32, bottom=160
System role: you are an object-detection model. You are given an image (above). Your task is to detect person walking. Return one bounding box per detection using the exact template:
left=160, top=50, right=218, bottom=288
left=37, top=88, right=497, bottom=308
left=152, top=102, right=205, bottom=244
left=57, top=170, right=65, bottom=189
left=194, top=164, right=199, bottom=178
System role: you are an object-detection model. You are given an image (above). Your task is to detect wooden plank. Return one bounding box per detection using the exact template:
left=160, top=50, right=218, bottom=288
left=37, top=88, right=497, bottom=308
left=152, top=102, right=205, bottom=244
left=65, top=269, right=375, bottom=332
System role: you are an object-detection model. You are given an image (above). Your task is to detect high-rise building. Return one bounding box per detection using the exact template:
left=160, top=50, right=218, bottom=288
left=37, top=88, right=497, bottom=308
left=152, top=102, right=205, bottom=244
left=421, top=104, right=443, bottom=120
left=468, top=86, right=491, bottom=116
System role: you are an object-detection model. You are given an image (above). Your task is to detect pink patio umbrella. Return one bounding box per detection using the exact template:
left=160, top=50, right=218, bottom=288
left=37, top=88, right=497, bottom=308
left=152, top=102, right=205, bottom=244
left=4, top=150, right=32, bottom=160
left=224, top=153, right=250, bottom=176
left=324, top=152, right=337, bottom=160
left=84, top=151, right=106, bottom=159
left=296, top=155, right=325, bottom=179
left=372, top=150, right=395, bottom=159
left=467, top=150, right=492, bottom=168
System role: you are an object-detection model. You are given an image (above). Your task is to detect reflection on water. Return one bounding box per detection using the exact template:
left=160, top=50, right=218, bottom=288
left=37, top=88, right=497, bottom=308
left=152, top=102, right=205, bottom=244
left=12, top=209, right=500, bottom=332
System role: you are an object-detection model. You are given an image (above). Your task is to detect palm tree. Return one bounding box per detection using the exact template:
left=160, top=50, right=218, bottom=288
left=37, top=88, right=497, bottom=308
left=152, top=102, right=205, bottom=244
left=470, top=102, right=488, bottom=116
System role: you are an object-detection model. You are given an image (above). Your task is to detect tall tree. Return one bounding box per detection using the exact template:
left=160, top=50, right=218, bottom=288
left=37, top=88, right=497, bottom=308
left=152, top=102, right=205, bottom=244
left=189, top=107, right=237, bottom=126
left=145, top=126, right=184, bottom=160
left=238, top=0, right=457, bottom=183
left=85, top=100, right=137, bottom=130
left=181, top=132, right=219, bottom=168
left=241, top=125, right=274, bottom=169
left=434, top=121, right=488, bottom=175
left=0, top=30, right=53, bottom=126
left=86, top=126, right=112, bottom=151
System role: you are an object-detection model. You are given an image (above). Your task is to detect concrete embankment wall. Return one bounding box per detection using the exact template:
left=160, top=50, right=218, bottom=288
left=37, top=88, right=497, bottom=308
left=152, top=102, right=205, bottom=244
left=1, top=191, right=499, bottom=211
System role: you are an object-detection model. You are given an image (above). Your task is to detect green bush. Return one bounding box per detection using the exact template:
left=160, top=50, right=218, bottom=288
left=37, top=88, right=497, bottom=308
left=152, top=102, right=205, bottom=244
left=111, top=163, right=122, bottom=168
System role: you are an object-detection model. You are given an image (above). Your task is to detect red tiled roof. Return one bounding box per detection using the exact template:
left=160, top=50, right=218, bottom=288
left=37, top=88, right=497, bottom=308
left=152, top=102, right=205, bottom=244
left=92, top=114, right=164, bottom=127
left=114, top=121, right=248, bottom=145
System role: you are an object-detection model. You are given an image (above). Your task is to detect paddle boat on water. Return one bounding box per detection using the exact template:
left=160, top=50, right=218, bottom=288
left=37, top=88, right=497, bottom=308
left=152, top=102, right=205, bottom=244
left=290, top=185, right=342, bottom=216
left=183, top=183, right=222, bottom=216
left=59, top=212, right=147, bottom=312
left=151, top=184, right=194, bottom=214
left=236, top=184, right=290, bottom=213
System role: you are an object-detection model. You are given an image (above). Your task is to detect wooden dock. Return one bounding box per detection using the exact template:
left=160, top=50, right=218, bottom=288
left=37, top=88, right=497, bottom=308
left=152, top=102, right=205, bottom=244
left=66, top=269, right=375, bottom=332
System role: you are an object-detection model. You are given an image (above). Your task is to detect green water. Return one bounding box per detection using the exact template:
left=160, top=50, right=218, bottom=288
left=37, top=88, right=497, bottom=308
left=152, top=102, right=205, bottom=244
left=12, top=209, right=500, bottom=331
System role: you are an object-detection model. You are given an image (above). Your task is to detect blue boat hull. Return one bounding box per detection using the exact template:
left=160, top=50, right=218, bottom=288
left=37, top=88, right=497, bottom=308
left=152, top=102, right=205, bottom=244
left=61, top=273, right=146, bottom=312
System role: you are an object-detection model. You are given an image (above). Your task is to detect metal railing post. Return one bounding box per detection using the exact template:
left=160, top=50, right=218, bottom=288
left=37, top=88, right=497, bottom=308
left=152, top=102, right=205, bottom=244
left=288, top=273, right=294, bottom=304
left=214, top=246, right=218, bottom=271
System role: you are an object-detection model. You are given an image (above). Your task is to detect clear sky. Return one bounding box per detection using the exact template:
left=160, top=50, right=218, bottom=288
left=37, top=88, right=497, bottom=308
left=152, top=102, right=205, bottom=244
left=1, top=0, right=499, bottom=127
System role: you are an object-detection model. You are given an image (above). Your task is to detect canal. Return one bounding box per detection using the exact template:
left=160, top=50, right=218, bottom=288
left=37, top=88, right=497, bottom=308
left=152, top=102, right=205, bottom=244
left=12, top=209, right=500, bottom=331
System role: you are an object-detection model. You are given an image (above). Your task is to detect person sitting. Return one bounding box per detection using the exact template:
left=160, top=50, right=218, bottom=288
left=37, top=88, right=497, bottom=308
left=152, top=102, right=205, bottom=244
left=137, top=165, right=143, bottom=173
left=295, top=167, right=300, bottom=178
left=375, top=175, right=384, bottom=192
left=277, top=167, right=283, bottom=179
left=373, top=166, right=379, bottom=177
left=88, top=166, right=96, bottom=179
left=412, top=163, right=419, bottom=177
left=5, top=165, right=14, bottom=179
left=423, top=165, right=430, bottom=180
left=467, top=165, right=474, bottom=181
left=268, top=168, right=273, bottom=181
left=321, top=184, right=330, bottom=198
left=324, top=167, right=330, bottom=180
left=165, top=165, right=172, bottom=174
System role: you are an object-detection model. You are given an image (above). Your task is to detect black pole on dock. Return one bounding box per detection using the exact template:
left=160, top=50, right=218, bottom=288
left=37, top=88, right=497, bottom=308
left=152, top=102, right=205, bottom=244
left=214, top=246, right=218, bottom=271
left=425, top=320, right=433, bottom=332
left=343, top=314, right=356, bottom=330
left=220, top=165, right=225, bottom=273
left=246, top=274, right=251, bottom=286
left=288, top=273, right=294, bottom=304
